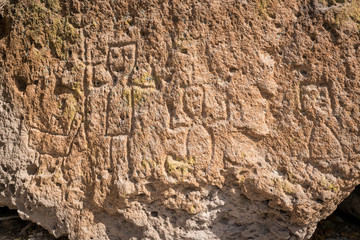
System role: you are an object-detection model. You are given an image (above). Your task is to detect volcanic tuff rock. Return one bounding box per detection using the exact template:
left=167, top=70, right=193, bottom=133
left=0, top=0, right=360, bottom=239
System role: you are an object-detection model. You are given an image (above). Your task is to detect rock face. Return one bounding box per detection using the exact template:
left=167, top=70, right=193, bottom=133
left=0, top=0, right=359, bottom=239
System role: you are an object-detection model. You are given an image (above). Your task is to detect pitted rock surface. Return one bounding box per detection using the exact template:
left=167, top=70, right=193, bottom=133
left=0, top=0, right=360, bottom=239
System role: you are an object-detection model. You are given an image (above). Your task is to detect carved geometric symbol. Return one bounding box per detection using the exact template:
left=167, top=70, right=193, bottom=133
left=108, top=44, right=136, bottom=85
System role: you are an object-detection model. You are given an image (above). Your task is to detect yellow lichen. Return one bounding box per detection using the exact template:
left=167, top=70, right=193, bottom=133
left=188, top=205, right=197, bottom=214
left=165, top=156, right=196, bottom=178
left=63, top=95, right=78, bottom=122
left=122, top=87, right=131, bottom=104
left=287, top=172, right=296, bottom=184
left=282, top=180, right=295, bottom=195
left=257, top=0, right=270, bottom=17
left=272, top=177, right=295, bottom=195
left=133, top=72, right=156, bottom=88
left=141, top=159, right=157, bottom=171
left=184, top=202, right=203, bottom=215
left=132, top=87, right=148, bottom=106
left=321, top=178, right=339, bottom=192
left=69, top=62, right=85, bottom=97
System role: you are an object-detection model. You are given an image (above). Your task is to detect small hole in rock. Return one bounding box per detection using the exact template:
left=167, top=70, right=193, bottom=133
left=180, top=48, right=188, bottom=54
left=14, top=75, right=27, bottom=92
left=300, top=70, right=308, bottom=77
left=310, top=34, right=316, bottom=41
left=9, top=184, right=15, bottom=194
left=146, top=183, right=156, bottom=193
left=0, top=15, right=11, bottom=39
left=151, top=211, right=159, bottom=217
left=220, top=217, right=229, bottom=224
left=229, top=67, right=238, bottom=73
left=26, top=164, right=38, bottom=175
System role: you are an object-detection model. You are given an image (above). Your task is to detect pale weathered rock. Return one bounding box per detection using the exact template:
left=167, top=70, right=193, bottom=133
left=0, top=0, right=360, bottom=239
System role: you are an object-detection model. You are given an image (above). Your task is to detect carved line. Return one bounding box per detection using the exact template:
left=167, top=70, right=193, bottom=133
left=105, top=90, right=112, bottom=136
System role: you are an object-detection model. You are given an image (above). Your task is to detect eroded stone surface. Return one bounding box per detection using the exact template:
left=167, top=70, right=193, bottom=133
left=0, top=0, right=360, bottom=239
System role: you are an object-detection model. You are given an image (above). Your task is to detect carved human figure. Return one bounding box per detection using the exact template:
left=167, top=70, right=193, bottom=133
left=301, top=85, right=343, bottom=167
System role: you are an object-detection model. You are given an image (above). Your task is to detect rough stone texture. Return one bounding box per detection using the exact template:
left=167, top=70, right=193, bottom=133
left=0, top=0, right=360, bottom=239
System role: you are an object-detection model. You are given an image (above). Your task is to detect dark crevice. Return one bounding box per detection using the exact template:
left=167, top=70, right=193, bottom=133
left=0, top=14, right=11, bottom=40
left=311, top=185, right=360, bottom=239
left=0, top=206, right=68, bottom=239
left=14, top=74, right=28, bottom=92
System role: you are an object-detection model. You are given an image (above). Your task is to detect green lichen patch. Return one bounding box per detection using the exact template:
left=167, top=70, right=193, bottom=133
left=335, top=1, right=360, bottom=27
left=48, top=18, right=79, bottom=59
left=324, top=0, right=360, bottom=29
left=12, top=0, right=79, bottom=60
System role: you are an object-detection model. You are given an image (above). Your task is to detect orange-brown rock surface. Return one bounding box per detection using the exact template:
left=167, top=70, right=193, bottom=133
left=0, top=0, right=360, bottom=239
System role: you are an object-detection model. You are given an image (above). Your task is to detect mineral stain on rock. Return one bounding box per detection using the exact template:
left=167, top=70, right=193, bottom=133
left=0, top=0, right=360, bottom=239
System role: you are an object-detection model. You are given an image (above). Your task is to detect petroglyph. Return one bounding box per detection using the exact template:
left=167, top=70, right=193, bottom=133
left=309, top=123, right=343, bottom=160
left=106, top=86, right=131, bottom=136
left=1, top=1, right=360, bottom=240
left=228, top=84, right=270, bottom=138
left=186, top=124, right=212, bottom=180
left=93, top=64, right=112, bottom=87
left=184, top=86, right=203, bottom=117
left=108, top=44, right=136, bottom=86
left=301, top=84, right=345, bottom=173
left=86, top=88, right=110, bottom=137
left=29, top=129, right=70, bottom=156
left=301, top=84, right=332, bottom=119
left=203, top=85, right=227, bottom=121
